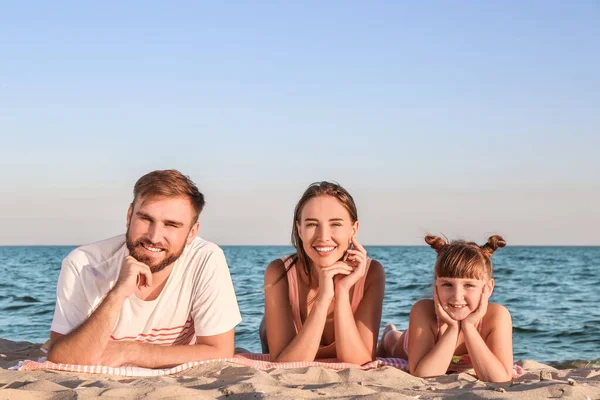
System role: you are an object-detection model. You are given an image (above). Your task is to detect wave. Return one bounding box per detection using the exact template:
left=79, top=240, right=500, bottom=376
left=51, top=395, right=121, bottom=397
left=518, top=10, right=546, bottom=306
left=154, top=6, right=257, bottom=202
left=14, top=296, right=40, bottom=303
left=547, top=359, right=600, bottom=369
left=513, top=326, right=543, bottom=334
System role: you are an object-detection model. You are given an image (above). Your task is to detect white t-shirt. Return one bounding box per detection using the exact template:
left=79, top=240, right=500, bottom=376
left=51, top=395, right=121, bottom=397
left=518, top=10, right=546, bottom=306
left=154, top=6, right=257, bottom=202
left=51, top=235, right=242, bottom=345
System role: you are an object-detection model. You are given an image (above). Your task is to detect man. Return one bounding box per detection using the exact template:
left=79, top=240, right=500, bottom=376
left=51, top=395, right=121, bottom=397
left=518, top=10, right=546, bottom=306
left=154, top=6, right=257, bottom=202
left=48, top=170, right=242, bottom=368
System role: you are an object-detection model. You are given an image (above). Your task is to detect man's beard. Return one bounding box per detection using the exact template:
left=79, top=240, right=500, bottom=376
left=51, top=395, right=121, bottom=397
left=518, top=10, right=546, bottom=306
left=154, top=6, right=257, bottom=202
left=125, top=229, right=186, bottom=274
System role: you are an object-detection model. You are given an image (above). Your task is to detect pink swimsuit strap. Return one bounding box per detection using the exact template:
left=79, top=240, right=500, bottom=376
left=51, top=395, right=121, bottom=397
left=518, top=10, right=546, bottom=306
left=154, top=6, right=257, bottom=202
left=283, top=255, right=372, bottom=337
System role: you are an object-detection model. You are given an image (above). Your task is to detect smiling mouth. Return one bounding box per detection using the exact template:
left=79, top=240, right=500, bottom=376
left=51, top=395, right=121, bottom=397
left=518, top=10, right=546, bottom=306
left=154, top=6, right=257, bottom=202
left=448, top=304, right=467, bottom=310
left=313, top=246, right=336, bottom=255
left=141, top=243, right=165, bottom=254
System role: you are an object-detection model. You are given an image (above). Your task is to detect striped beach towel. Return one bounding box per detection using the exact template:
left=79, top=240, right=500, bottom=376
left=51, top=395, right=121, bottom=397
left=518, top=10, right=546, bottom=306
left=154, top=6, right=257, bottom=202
left=14, top=353, right=523, bottom=378
left=14, top=353, right=409, bottom=377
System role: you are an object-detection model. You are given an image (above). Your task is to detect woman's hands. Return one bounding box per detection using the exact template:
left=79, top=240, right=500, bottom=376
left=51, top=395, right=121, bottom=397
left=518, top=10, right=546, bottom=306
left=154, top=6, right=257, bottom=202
left=334, top=237, right=368, bottom=294
left=316, top=261, right=353, bottom=304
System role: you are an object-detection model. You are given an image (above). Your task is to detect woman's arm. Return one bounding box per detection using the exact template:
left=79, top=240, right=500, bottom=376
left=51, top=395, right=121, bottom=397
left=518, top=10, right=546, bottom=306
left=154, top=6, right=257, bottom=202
left=408, top=299, right=459, bottom=377
left=463, top=303, right=514, bottom=382
left=264, top=259, right=351, bottom=362
left=334, top=260, right=385, bottom=364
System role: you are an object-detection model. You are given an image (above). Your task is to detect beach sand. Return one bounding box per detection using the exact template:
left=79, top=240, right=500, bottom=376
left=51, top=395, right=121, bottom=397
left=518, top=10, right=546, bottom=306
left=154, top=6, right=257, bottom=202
left=1, top=339, right=599, bottom=399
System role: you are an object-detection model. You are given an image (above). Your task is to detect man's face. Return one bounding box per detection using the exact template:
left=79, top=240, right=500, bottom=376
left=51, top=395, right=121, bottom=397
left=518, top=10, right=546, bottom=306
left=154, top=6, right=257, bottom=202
left=126, top=195, right=199, bottom=273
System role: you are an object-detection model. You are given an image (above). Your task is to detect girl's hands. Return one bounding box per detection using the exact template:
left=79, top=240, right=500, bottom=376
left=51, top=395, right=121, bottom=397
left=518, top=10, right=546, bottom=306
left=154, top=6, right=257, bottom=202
left=434, top=286, right=459, bottom=329
left=462, top=285, right=491, bottom=328
left=335, top=237, right=368, bottom=294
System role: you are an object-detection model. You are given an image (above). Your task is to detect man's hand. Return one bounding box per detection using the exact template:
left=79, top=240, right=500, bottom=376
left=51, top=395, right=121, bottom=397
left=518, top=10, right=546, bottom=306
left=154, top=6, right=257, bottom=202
left=113, top=256, right=153, bottom=299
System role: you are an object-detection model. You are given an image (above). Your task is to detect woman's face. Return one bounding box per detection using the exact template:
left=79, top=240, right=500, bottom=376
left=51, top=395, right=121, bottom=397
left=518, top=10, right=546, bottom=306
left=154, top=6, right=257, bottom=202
left=435, top=276, right=494, bottom=321
left=296, top=195, right=358, bottom=269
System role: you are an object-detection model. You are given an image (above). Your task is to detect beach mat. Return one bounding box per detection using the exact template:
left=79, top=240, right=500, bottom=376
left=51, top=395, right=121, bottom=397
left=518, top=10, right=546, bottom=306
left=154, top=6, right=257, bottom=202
left=14, top=353, right=409, bottom=377
left=14, top=352, right=524, bottom=378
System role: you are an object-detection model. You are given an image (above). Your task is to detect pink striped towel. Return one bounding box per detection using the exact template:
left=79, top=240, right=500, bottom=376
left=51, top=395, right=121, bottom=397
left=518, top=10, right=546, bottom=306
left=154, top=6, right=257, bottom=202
left=14, top=353, right=409, bottom=377
left=14, top=353, right=523, bottom=378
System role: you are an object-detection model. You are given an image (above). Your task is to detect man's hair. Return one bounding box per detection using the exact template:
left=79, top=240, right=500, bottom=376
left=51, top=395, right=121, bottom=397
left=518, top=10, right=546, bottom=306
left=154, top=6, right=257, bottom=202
left=133, top=170, right=205, bottom=223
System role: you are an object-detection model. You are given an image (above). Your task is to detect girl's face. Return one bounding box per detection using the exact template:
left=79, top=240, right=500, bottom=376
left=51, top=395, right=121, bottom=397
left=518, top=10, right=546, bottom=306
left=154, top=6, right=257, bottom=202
left=297, top=195, right=358, bottom=269
left=435, top=276, right=494, bottom=321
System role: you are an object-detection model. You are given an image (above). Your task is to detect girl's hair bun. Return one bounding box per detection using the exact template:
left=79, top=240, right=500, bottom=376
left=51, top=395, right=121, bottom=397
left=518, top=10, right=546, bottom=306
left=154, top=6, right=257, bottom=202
left=481, top=235, right=506, bottom=257
left=425, top=235, right=447, bottom=254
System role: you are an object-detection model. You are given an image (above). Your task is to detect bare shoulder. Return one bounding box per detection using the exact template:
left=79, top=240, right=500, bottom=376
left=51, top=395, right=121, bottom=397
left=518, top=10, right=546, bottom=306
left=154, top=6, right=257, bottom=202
left=411, top=298, right=435, bottom=315
left=365, top=259, right=385, bottom=285
left=486, top=303, right=511, bottom=320
left=409, top=299, right=437, bottom=333
left=264, top=258, right=289, bottom=286
left=484, top=303, right=512, bottom=328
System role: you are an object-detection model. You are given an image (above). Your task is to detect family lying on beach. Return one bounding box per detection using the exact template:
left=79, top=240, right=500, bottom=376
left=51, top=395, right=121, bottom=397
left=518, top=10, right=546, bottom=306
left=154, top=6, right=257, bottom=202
left=45, top=169, right=515, bottom=383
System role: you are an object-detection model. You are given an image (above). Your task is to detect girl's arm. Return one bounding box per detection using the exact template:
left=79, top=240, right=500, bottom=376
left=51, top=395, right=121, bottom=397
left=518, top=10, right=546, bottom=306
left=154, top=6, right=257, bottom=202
left=334, top=260, right=385, bottom=364
left=463, top=303, right=514, bottom=382
left=264, top=259, right=351, bottom=362
left=408, top=298, right=460, bottom=377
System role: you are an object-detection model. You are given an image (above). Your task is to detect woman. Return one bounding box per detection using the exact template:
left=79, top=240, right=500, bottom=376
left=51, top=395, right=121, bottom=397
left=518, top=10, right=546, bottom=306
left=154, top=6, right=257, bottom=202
left=261, top=181, right=385, bottom=364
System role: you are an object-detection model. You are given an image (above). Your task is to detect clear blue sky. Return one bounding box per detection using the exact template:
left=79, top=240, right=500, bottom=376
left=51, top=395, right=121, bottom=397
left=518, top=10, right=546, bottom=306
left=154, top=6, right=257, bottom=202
left=1, top=1, right=599, bottom=245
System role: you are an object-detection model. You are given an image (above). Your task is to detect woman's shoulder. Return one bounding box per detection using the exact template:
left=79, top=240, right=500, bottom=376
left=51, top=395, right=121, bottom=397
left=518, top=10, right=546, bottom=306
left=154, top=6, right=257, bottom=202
left=264, top=256, right=294, bottom=284
left=365, top=259, right=385, bottom=282
left=264, top=257, right=285, bottom=279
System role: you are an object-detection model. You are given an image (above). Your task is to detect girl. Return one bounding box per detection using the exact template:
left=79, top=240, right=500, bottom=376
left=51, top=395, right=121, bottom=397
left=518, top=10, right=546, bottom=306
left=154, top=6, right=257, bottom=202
left=261, top=181, right=385, bottom=364
left=378, top=235, right=514, bottom=382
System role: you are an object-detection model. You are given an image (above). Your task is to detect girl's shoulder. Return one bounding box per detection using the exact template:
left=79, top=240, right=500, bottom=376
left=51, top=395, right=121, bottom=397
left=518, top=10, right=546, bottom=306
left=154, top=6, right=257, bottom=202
left=408, top=299, right=438, bottom=329
left=486, top=303, right=511, bottom=317
left=410, top=298, right=436, bottom=316
left=485, top=303, right=512, bottom=320
left=482, top=303, right=513, bottom=334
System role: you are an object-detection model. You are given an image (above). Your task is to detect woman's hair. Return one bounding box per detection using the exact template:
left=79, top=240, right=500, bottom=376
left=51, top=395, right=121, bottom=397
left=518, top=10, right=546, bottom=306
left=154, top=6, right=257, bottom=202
left=425, top=235, right=506, bottom=279
left=290, top=181, right=358, bottom=285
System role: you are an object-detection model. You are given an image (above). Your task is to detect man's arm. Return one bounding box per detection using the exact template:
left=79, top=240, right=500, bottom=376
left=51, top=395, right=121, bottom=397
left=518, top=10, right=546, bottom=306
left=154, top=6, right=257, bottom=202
left=48, top=256, right=152, bottom=365
left=98, top=329, right=235, bottom=368
left=48, top=290, right=125, bottom=364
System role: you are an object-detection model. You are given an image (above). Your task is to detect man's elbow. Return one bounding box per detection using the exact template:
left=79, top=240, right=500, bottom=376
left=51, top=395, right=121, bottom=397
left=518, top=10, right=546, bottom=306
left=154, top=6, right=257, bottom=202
left=46, top=348, right=61, bottom=364
left=47, top=347, right=74, bottom=364
left=210, top=343, right=234, bottom=358
left=221, top=346, right=235, bottom=358
left=47, top=344, right=99, bottom=365
left=47, top=341, right=69, bottom=364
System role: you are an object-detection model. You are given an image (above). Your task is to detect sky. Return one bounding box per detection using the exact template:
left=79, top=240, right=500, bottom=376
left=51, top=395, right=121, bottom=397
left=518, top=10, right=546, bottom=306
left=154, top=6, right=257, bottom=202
left=1, top=1, right=599, bottom=246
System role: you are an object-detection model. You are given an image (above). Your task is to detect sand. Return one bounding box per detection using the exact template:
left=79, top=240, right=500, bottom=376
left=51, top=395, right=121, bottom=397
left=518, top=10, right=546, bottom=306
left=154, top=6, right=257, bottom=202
left=1, top=339, right=599, bottom=399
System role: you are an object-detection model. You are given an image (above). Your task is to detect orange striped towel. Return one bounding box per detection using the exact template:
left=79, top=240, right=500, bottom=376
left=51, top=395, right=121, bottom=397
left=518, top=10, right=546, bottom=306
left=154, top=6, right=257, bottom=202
left=14, top=353, right=409, bottom=377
